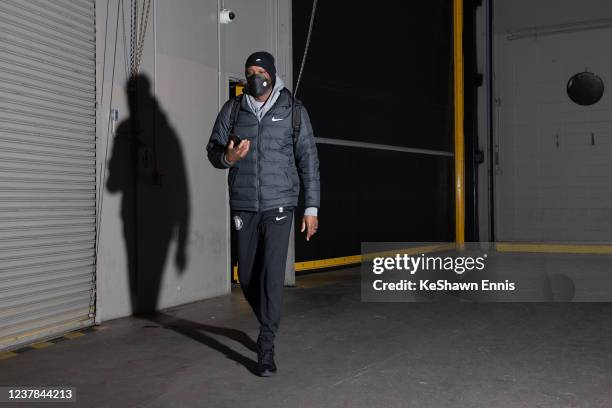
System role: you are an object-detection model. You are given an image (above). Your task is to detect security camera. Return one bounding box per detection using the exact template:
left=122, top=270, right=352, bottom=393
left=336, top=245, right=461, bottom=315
left=220, top=9, right=236, bottom=24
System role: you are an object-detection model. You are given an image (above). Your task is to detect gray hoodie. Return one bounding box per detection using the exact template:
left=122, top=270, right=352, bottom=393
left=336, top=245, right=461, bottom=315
left=245, top=74, right=285, bottom=122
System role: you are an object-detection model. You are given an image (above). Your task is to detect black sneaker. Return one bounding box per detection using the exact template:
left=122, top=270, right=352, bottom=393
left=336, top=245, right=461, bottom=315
left=257, top=347, right=277, bottom=377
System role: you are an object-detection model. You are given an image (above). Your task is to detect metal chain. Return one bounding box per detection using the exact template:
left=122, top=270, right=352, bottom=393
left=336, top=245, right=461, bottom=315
left=133, top=0, right=152, bottom=76
left=129, top=0, right=137, bottom=77
left=294, top=0, right=318, bottom=97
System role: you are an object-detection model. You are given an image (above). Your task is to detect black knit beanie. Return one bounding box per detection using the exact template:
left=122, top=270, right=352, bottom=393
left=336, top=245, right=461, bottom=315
left=245, top=51, right=276, bottom=78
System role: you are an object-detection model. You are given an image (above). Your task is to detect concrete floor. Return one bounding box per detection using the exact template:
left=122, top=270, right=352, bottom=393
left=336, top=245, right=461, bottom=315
left=1, top=266, right=612, bottom=407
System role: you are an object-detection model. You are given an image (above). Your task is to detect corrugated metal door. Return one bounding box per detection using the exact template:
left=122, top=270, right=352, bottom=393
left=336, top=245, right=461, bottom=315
left=0, top=0, right=96, bottom=350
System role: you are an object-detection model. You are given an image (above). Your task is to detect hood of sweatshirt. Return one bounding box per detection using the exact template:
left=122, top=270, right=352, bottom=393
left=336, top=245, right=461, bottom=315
left=245, top=74, right=285, bottom=121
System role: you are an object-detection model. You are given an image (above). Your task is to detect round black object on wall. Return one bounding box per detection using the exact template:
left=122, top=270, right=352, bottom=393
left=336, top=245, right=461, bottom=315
left=567, top=72, right=604, bottom=106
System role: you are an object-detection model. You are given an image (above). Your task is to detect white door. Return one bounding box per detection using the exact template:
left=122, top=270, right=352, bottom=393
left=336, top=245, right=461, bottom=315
left=494, top=24, right=612, bottom=242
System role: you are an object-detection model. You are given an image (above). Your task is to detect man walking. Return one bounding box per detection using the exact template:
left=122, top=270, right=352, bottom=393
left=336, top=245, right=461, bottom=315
left=206, top=51, right=320, bottom=376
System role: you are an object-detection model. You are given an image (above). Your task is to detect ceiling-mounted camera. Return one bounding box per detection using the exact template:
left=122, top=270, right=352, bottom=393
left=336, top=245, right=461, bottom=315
left=220, top=9, right=236, bottom=24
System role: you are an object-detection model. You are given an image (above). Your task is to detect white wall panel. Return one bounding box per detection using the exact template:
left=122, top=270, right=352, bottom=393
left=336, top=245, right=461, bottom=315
left=494, top=0, right=612, bottom=241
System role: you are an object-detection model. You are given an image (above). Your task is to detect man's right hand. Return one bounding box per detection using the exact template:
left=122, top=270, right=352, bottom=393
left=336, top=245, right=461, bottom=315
left=225, top=139, right=250, bottom=165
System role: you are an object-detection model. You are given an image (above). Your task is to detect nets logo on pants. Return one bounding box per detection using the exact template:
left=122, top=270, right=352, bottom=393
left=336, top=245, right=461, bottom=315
left=233, top=215, right=243, bottom=231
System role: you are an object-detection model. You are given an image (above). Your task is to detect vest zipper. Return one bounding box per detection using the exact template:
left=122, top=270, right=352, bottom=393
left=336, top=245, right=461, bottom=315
left=256, top=120, right=262, bottom=211
left=253, top=92, right=289, bottom=212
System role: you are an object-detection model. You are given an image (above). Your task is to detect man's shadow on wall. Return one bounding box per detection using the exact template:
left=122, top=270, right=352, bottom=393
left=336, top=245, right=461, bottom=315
left=105, top=74, right=257, bottom=374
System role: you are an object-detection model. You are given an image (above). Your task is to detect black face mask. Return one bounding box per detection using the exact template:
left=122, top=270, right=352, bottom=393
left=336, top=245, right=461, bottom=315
left=246, top=73, right=272, bottom=97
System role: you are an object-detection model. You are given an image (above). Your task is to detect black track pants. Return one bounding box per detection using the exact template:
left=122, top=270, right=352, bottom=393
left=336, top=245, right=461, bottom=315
left=232, top=206, right=294, bottom=349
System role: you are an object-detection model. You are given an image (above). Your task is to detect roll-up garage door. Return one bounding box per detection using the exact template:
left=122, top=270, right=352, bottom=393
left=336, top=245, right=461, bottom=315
left=0, top=0, right=96, bottom=350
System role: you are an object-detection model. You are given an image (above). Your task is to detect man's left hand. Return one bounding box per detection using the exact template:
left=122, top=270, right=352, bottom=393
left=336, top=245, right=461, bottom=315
left=300, top=215, right=318, bottom=241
